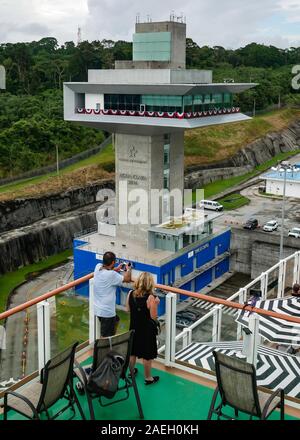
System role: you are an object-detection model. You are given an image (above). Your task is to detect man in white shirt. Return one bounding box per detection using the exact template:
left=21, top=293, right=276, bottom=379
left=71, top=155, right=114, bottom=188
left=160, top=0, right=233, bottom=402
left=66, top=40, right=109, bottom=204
left=94, top=251, right=132, bottom=337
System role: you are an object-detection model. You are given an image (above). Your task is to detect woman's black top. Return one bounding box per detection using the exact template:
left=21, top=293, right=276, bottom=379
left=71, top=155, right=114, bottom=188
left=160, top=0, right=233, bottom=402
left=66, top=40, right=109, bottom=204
left=129, top=291, right=158, bottom=361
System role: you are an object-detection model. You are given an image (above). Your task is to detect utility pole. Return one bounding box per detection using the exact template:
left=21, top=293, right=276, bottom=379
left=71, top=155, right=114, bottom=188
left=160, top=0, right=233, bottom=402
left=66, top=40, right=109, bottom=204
left=253, top=98, right=256, bottom=117
left=280, top=166, right=287, bottom=262
left=278, top=93, right=281, bottom=109
left=56, top=144, right=60, bottom=177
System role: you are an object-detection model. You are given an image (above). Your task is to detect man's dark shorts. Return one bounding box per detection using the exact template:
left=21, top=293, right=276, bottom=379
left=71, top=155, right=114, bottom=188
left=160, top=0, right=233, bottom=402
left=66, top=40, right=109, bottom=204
left=98, top=315, right=120, bottom=337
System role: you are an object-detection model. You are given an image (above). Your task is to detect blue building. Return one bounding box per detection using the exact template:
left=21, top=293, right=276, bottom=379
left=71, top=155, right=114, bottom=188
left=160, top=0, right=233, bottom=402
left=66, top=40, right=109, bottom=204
left=73, top=224, right=231, bottom=316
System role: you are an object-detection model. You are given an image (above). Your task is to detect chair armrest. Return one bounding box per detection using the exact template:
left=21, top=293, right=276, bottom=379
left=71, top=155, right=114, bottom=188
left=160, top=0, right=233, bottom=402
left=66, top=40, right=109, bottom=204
left=74, top=359, right=88, bottom=387
left=261, top=388, right=284, bottom=419
left=4, top=390, right=39, bottom=419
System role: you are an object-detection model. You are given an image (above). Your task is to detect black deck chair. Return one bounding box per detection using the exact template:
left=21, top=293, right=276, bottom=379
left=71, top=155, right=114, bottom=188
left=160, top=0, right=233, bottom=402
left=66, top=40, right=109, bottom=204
left=4, top=342, right=85, bottom=420
left=75, top=330, right=144, bottom=420
left=207, top=351, right=285, bottom=421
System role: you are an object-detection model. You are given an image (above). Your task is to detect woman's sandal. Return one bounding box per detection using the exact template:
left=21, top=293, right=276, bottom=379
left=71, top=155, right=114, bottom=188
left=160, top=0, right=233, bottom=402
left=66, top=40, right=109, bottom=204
left=145, top=376, right=160, bottom=385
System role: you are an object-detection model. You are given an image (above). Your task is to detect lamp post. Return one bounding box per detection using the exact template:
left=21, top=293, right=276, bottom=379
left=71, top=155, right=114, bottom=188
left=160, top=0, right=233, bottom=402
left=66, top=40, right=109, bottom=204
left=272, top=162, right=300, bottom=261
left=56, top=144, right=59, bottom=177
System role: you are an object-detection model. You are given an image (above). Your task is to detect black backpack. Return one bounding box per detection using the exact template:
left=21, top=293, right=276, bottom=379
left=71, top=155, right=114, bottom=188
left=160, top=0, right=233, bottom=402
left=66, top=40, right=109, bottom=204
left=87, top=348, right=125, bottom=399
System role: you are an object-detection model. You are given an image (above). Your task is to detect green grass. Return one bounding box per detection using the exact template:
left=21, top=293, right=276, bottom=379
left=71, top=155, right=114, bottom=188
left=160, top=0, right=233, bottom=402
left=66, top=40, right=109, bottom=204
left=186, top=148, right=300, bottom=206
left=218, top=194, right=250, bottom=210
left=1, top=108, right=300, bottom=201
left=0, top=144, right=114, bottom=195
left=203, top=149, right=300, bottom=199
left=184, top=108, right=300, bottom=166
left=0, top=249, right=73, bottom=315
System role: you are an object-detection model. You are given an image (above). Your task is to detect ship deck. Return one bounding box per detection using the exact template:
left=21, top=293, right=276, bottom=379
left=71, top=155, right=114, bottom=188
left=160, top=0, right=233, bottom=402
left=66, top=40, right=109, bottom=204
left=1, top=356, right=299, bottom=421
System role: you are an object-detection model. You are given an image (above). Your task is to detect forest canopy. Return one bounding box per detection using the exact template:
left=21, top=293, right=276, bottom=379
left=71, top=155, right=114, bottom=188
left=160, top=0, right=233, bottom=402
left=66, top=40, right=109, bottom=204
left=0, top=37, right=299, bottom=177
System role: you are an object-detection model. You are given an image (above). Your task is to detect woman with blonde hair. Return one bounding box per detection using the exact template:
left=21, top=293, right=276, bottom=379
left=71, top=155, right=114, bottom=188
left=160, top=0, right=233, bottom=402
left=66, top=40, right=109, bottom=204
left=126, top=272, right=160, bottom=385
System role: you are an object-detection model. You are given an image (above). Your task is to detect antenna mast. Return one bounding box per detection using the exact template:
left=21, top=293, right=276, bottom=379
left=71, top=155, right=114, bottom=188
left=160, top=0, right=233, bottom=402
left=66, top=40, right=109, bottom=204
left=77, top=26, right=82, bottom=45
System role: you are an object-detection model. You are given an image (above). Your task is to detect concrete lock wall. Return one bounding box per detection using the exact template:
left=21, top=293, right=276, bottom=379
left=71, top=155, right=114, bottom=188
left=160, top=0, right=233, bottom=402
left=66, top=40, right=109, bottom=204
left=231, top=227, right=300, bottom=278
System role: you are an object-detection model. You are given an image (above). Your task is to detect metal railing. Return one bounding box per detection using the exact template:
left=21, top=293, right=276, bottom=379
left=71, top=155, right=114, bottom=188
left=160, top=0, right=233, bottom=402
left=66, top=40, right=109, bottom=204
left=1, top=251, right=300, bottom=402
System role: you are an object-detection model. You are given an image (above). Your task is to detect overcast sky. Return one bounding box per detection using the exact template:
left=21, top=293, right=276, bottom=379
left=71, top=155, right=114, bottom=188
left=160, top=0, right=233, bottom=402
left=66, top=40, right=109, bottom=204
left=1, top=0, right=300, bottom=49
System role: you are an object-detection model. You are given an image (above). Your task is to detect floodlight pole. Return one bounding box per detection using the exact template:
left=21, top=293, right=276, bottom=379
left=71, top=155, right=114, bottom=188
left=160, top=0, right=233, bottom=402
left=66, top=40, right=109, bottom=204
left=56, top=144, right=59, bottom=177
left=279, top=167, right=287, bottom=261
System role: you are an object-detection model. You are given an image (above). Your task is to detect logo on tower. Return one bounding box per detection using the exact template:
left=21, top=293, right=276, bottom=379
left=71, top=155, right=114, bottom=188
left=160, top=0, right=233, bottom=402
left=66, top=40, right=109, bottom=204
left=129, top=145, right=137, bottom=160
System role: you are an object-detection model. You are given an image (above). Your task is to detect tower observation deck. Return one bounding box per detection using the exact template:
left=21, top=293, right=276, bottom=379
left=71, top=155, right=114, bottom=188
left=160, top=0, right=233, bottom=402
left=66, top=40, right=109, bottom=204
left=64, top=19, right=256, bottom=307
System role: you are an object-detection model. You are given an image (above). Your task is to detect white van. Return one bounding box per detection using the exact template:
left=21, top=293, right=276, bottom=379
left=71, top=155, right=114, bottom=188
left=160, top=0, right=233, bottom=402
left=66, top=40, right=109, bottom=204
left=198, top=200, right=224, bottom=212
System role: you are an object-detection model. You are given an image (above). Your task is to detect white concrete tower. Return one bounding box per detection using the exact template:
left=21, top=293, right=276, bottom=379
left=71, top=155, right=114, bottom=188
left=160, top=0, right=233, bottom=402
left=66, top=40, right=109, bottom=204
left=64, top=19, right=256, bottom=250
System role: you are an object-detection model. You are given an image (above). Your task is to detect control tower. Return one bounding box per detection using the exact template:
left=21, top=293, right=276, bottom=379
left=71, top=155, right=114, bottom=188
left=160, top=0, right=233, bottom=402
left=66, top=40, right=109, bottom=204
left=64, top=19, right=256, bottom=310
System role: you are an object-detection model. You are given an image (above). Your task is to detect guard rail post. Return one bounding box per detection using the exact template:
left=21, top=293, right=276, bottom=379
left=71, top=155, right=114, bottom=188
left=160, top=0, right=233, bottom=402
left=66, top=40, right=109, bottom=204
left=37, top=301, right=51, bottom=371
left=165, top=293, right=177, bottom=367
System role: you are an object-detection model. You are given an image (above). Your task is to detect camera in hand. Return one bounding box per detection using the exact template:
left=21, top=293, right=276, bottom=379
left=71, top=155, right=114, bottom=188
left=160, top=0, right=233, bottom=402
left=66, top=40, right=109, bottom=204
left=120, top=261, right=133, bottom=271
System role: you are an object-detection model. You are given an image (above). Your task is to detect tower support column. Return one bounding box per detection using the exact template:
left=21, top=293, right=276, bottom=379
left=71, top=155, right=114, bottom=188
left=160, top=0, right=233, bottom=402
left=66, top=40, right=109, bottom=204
left=115, top=131, right=184, bottom=244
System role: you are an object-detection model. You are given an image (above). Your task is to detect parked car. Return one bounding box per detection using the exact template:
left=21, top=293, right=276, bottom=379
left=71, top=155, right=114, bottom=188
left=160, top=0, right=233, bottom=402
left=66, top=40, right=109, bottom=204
left=288, top=228, right=300, bottom=238
left=176, top=310, right=201, bottom=328
left=177, top=311, right=200, bottom=321
left=263, top=220, right=278, bottom=232
left=243, top=218, right=259, bottom=230
left=198, top=200, right=224, bottom=212
left=176, top=317, right=192, bottom=328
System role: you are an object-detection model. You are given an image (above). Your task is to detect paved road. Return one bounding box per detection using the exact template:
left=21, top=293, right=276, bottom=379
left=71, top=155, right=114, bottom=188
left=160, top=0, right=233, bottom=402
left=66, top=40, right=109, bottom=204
left=214, top=183, right=300, bottom=237
left=0, top=262, right=74, bottom=387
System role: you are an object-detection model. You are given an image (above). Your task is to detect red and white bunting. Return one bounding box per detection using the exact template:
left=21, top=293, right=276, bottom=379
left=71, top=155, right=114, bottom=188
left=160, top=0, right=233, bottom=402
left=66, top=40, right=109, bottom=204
left=79, top=106, right=241, bottom=120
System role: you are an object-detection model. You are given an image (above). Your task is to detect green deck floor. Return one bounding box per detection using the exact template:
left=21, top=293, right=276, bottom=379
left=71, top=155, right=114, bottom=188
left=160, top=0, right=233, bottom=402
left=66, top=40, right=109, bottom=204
left=1, top=365, right=298, bottom=421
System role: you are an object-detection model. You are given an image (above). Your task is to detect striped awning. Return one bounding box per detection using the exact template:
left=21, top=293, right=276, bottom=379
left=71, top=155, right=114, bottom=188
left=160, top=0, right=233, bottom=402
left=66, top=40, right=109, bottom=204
left=236, top=297, right=300, bottom=345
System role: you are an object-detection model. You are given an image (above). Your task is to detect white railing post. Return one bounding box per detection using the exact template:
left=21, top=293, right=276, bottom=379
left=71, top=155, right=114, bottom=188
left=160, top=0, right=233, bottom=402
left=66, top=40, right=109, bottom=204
left=89, top=278, right=100, bottom=344
left=182, top=327, right=192, bottom=349
left=260, top=272, right=269, bottom=300
left=242, top=314, right=260, bottom=367
left=278, top=260, right=286, bottom=298
left=293, top=251, right=300, bottom=285
left=37, top=301, right=51, bottom=372
left=212, top=305, right=222, bottom=343
left=236, top=288, right=246, bottom=340
left=165, top=293, right=177, bottom=367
